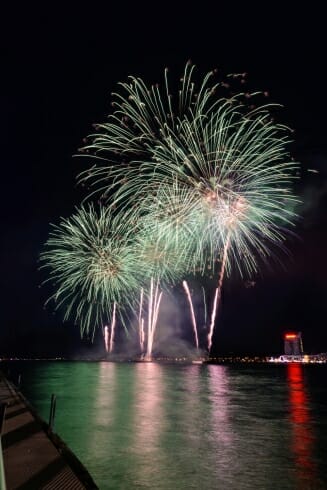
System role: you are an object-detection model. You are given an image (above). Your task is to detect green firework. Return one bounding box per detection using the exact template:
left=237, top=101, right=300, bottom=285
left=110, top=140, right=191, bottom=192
left=40, top=204, right=144, bottom=335
left=79, top=63, right=299, bottom=277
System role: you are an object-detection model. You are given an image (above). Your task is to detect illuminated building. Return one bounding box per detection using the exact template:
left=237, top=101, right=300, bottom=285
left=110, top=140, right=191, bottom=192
left=284, top=332, right=303, bottom=356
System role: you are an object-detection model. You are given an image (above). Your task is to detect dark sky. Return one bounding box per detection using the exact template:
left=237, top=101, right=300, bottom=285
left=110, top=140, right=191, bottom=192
left=1, top=4, right=326, bottom=357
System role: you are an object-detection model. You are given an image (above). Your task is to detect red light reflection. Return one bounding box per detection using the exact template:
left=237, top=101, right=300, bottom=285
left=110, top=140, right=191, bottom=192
left=287, top=363, right=317, bottom=488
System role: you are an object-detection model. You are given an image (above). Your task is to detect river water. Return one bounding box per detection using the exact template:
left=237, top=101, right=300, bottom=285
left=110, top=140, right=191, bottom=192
left=3, top=361, right=327, bottom=489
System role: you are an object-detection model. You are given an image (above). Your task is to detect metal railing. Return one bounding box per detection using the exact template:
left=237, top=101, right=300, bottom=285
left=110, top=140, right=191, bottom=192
left=48, top=394, right=57, bottom=432
left=0, top=403, right=7, bottom=490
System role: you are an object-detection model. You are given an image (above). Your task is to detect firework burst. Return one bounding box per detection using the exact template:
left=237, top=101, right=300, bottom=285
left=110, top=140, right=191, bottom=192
left=40, top=204, right=143, bottom=336
left=52, top=63, right=300, bottom=350
left=79, top=63, right=299, bottom=278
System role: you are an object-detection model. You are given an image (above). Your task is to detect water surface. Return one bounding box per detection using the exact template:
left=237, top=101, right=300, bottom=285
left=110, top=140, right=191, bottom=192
left=4, top=361, right=327, bottom=489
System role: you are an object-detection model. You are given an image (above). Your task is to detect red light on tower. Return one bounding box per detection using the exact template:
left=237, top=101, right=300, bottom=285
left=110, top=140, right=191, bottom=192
left=284, top=331, right=303, bottom=356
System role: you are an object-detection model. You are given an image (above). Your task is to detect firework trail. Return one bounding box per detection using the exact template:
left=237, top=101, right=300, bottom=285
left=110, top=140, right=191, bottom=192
left=140, top=318, right=145, bottom=354
left=202, top=286, right=207, bottom=326
left=109, top=302, right=117, bottom=353
left=208, top=288, right=219, bottom=353
left=138, top=288, right=145, bottom=352
left=145, top=278, right=163, bottom=361
left=104, top=325, right=109, bottom=353
left=133, top=221, right=188, bottom=358
left=207, top=234, right=230, bottom=351
left=182, top=280, right=199, bottom=349
left=152, top=285, right=163, bottom=335
left=146, top=278, right=154, bottom=361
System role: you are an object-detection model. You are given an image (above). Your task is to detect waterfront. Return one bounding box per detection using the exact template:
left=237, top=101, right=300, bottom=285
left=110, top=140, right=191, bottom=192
left=2, top=361, right=327, bottom=489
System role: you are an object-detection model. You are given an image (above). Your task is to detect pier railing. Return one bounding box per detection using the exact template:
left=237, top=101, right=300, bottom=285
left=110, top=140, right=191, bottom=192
left=0, top=403, right=7, bottom=490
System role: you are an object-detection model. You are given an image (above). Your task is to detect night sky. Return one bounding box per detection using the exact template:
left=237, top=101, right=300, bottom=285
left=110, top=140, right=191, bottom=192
left=1, top=4, right=326, bottom=357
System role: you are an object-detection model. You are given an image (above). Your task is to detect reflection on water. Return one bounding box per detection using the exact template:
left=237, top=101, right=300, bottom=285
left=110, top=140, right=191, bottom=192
left=287, top=363, right=319, bottom=489
left=4, top=361, right=327, bottom=490
left=133, top=363, right=165, bottom=452
left=208, top=365, right=232, bottom=446
left=132, top=363, right=167, bottom=487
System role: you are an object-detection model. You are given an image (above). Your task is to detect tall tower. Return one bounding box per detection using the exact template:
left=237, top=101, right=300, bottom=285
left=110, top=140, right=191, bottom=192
left=284, top=332, right=303, bottom=356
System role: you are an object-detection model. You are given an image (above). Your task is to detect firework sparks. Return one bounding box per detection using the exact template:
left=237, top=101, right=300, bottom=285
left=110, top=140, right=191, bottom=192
left=145, top=278, right=163, bottom=361
left=138, top=288, right=145, bottom=352
left=44, top=63, right=300, bottom=351
left=182, top=280, right=199, bottom=349
left=104, top=325, right=109, bottom=353
left=40, top=204, right=143, bottom=336
left=207, top=288, right=219, bottom=352
left=207, top=233, right=230, bottom=351
left=79, top=63, right=298, bottom=279
left=109, top=302, right=117, bottom=353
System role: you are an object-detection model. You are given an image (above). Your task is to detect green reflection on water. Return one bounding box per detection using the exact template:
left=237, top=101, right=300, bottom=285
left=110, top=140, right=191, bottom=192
left=4, top=361, right=326, bottom=490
